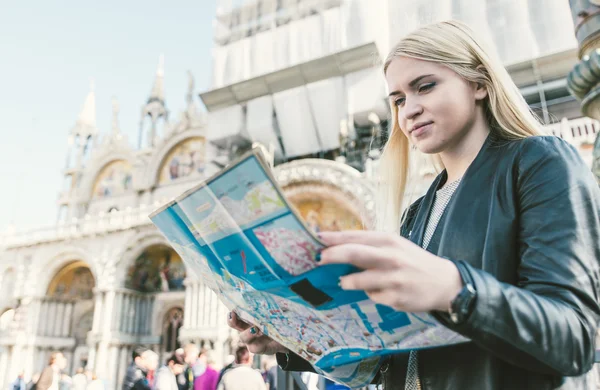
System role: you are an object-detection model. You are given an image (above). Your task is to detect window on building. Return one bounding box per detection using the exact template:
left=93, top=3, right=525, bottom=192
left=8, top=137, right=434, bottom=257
left=162, top=307, right=184, bottom=354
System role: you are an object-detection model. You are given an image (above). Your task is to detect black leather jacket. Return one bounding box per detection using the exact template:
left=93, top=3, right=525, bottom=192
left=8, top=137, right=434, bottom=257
left=278, top=135, right=600, bottom=389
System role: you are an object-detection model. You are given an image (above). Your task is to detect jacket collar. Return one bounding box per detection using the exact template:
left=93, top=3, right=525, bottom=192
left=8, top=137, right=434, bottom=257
left=408, top=132, right=495, bottom=248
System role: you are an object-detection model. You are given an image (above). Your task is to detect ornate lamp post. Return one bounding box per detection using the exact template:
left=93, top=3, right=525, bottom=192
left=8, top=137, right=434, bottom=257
left=567, top=0, right=600, bottom=182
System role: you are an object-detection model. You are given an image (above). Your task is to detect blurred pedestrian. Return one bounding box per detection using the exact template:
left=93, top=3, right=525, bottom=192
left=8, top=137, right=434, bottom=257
left=181, top=344, right=199, bottom=390
left=58, top=373, right=72, bottom=390
left=122, top=346, right=158, bottom=390
left=155, top=353, right=185, bottom=390
left=215, top=355, right=234, bottom=388
left=27, top=373, right=40, bottom=390
left=72, top=368, right=87, bottom=390
left=216, top=346, right=265, bottom=390
left=84, top=374, right=104, bottom=390
left=193, top=349, right=218, bottom=390
left=10, top=372, right=27, bottom=390
left=37, top=351, right=67, bottom=390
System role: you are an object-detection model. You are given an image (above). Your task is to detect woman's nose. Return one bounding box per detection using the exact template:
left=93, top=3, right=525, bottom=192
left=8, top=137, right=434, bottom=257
left=403, top=99, right=423, bottom=120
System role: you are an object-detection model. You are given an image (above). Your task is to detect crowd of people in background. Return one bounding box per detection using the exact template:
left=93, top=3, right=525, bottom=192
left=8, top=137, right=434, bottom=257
left=121, top=343, right=273, bottom=390
left=9, top=343, right=355, bottom=390
left=9, top=352, right=105, bottom=390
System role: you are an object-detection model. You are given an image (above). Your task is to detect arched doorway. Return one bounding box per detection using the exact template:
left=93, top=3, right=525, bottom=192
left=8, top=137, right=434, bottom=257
left=126, top=245, right=186, bottom=293
left=44, top=261, right=95, bottom=373
left=161, top=307, right=184, bottom=357
left=47, top=261, right=95, bottom=299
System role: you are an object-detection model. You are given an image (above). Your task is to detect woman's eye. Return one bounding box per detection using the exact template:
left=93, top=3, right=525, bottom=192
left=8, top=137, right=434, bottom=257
left=419, top=82, right=436, bottom=92
left=394, top=97, right=405, bottom=106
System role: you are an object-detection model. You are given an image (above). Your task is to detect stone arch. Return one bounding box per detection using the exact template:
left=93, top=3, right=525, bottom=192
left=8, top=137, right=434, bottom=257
left=0, top=308, right=15, bottom=331
left=144, top=129, right=206, bottom=189
left=116, top=231, right=193, bottom=288
left=78, top=152, right=136, bottom=203
left=116, top=232, right=168, bottom=285
left=119, top=235, right=186, bottom=293
left=46, top=260, right=96, bottom=300
left=35, top=247, right=96, bottom=298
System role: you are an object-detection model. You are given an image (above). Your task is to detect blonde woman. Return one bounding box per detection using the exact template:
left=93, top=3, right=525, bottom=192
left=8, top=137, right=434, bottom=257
left=228, top=20, right=600, bottom=389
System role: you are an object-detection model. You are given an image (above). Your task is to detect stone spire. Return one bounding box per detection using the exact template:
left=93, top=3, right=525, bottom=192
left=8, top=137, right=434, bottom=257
left=76, top=79, right=97, bottom=129
left=150, top=54, right=165, bottom=103
left=139, top=55, right=168, bottom=148
left=60, top=79, right=99, bottom=222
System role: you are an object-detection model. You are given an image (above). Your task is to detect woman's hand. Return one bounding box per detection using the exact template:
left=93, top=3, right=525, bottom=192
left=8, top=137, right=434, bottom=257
left=227, top=311, right=289, bottom=355
left=318, top=231, right=463, bottom=313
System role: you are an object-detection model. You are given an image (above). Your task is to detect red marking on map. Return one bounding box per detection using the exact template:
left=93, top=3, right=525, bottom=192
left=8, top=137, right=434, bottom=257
left=241, top=250, right=247, bottom=274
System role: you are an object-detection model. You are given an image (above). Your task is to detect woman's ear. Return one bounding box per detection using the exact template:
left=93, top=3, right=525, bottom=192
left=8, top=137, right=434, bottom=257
left=474, top=65, right=488, bottom=101
left=474, top=82, right=488, bottom=100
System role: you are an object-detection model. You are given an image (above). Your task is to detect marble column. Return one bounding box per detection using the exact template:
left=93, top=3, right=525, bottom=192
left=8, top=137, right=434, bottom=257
left=86, top=345, right=96, bottom=371
left=91, top=291, right=103, bottom=333
left=0, top=346, right=8, bottom=389
left=63, top=302, right=73, bottom=337
left=95, top=290, right=115, bottom=378
left=107, top=345, right=119, bottom=389
left=184, top=282, right=192, bottom=329
left=117, top=346, right=129, bottom=390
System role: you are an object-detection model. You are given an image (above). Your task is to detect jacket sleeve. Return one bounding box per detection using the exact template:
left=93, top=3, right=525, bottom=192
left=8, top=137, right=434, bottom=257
left=438, top=136, right=600, bottom=376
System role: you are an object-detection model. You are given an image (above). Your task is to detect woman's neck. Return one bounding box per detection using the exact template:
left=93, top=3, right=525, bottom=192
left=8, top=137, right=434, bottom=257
left=439, top=121, right=490, bottom=183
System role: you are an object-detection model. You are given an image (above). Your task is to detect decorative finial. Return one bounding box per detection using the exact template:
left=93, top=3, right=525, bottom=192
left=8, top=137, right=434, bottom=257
left=157, top=54, right=165, bottom=77
left=149, top=54, right=166, bottom=102
left=77, top=80, right=97, bottom=128
left=187, top=70, right=195, bottom=105
left=111, top=96, right=120, bottom=135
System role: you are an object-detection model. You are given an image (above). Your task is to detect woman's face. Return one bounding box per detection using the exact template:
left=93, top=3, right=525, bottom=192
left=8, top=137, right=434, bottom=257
left=385, top=56, right=487, bottom=154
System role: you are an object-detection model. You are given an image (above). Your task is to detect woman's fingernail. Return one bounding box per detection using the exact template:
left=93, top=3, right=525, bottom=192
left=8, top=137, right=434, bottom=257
left=338, top=278, right=344, bottom=289
left=228, top=312, right=232, bottom=320
left=315, top=252, right=321, bottom=262
left=250, top=327, right=257, bottom=335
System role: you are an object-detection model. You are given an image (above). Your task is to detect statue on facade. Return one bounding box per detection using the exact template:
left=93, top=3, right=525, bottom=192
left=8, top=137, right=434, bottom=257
left=567, top=0, right=600, bottom=183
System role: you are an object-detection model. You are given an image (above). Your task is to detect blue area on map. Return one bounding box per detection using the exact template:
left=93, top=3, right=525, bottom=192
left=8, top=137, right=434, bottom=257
left=375, top=304, right=410, bottom=332
left=315, top=349, right=389, bottom=371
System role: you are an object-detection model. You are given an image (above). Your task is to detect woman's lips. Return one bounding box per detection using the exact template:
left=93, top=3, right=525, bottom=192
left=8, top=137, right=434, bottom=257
left=412, top=122, right=432, bottom=138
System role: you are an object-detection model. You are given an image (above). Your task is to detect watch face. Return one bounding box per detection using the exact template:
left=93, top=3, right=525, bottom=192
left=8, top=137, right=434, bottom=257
left=450, top=283, right=477, bottom=324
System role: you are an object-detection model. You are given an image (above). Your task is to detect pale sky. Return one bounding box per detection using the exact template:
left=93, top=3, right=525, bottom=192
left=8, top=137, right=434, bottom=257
left=0, top=0, right=216, bottom=230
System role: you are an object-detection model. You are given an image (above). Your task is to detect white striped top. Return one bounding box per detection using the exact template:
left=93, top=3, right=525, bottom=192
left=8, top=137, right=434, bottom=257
left=422, top=179, right=461, bottom=250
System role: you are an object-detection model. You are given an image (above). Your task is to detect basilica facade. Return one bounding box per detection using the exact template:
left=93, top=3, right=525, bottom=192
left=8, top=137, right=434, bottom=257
left=1, top=1, right=600, bottom=389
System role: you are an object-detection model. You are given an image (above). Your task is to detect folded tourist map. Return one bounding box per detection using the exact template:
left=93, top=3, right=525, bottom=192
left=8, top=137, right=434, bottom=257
left=149, top=148, right=467, bottom=387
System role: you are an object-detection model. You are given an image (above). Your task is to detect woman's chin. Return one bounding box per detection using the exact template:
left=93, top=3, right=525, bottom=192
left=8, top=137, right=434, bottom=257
left=413, top=140, right=444, bottom=155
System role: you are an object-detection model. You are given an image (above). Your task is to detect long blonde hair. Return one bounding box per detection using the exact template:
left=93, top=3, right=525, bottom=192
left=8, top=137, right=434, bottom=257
left=377, top=20, right=542, bottom=232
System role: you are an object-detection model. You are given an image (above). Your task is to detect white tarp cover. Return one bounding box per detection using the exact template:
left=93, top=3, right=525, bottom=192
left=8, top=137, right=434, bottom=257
left=246, top=95, right=283, bottom=156
left=306, top=77, right=346, bottom=151
left=272, top=85, right=321, bottom=158
left=212, top=0, right=577, bottom=89
left=207, top=105, right=245, bottom=142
